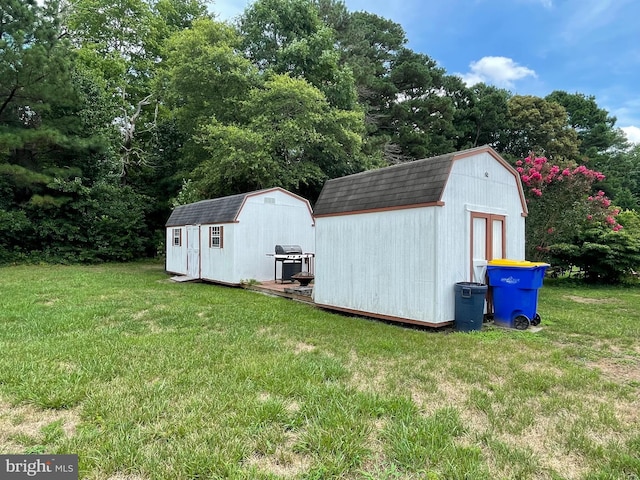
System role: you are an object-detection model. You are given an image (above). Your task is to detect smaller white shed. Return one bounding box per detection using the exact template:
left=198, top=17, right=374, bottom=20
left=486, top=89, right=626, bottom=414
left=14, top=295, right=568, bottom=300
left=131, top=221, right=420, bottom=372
left=165, top=188, right=315, bottom=285
left=312, top=146, right=527, bottom=327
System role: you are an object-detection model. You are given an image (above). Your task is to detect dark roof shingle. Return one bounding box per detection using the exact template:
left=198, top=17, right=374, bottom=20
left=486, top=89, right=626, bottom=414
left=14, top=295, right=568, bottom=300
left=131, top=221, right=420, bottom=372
left=165, top=192, right=250, bottom=227
left=313, top=152, right=456, bottom=216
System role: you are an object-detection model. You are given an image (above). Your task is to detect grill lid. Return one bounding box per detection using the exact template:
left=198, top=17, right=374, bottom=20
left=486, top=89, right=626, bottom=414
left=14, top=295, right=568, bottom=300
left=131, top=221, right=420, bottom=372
left=275, top=244, right=302, bottom=255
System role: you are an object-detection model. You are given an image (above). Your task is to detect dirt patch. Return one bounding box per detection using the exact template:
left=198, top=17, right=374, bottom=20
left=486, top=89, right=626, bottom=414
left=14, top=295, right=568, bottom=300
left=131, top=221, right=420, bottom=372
left=590, top=356, right=640, bottom=384
left=293, top=342, right=316, bottom=354
left=0, top=399, right=80, bottom=453
left=564, top=295, right=617, bottom=305
left=133, top=309, right=149, bottom=320
left=246, top=432, right=311, bottom=478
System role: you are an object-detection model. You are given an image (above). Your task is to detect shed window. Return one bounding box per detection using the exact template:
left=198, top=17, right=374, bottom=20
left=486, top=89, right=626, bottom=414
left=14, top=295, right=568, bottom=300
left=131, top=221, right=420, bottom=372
left=172, top=228, right=181, bottom=247
left=209, top=226, right=223, bottom=249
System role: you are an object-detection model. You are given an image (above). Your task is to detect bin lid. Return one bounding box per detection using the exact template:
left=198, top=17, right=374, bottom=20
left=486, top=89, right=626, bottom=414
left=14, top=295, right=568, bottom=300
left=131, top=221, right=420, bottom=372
left=488, top=259, right=550, bottom=268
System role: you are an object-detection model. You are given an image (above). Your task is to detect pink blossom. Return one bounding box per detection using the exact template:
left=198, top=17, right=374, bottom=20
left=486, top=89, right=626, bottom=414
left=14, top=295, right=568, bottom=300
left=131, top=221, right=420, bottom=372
left=562, top=168, right=571, bottom=176
left=587, top=215, right=593, bottom=220
left=522, top=175, right=530, bottom=183
left=534, top=157, right=546, bottom=165
left=596, top=174, right=606, bottom=181
left=516, top=167, right=524, bottom=174
left=532, top=188, right=542, bottom=197
left=602, top=199, right=611, bottom=207
left=613, top=225, right=623, bottom=232
left=606, top=216, right=616, bottom=225
left=549, top=165, right=560, bottom=175
left=525, top=157, right=532, bottom=164
left=547, top=228, right=554, bottom=234
left=588, top=196, right=594, bottom=201
left=515, top=160, right=523, bottom=166
left=598, top=191, right=605, bottom=197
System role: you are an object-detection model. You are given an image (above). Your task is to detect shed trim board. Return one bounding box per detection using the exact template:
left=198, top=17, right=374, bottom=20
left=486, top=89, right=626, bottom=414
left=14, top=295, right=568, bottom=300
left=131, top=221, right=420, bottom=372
left=313, top=201, right=445, bottom=218
left=312, top=146, right=526, bottom=326
left=315, top=303, right=452, bottom=328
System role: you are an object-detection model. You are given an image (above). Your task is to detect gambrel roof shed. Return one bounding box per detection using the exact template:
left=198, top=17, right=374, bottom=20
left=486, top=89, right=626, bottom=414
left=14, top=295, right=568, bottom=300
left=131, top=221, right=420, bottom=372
left=314, top=147, right=527, bottom=217
left=312, top=145, right=527, bottom=327
left=165, top=187, right=315, bottom=285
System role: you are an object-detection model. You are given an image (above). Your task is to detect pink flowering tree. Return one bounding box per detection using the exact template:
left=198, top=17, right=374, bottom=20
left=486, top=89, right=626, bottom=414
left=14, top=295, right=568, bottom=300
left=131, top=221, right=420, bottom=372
left=517, top=154, right=640, bottom=281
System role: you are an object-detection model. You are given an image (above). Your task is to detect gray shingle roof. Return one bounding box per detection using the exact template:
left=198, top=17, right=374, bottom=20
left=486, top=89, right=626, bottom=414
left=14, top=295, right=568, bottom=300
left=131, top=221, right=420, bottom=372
left=313, top=151, right=457, bottom=216
left=165, top=191, right=250, bottom=227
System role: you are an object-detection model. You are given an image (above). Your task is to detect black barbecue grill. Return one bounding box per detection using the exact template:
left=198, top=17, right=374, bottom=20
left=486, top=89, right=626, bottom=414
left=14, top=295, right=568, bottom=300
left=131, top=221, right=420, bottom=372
left=271, top=245, right=315, bottom=283
left=274, top=245, right=303, bottom=283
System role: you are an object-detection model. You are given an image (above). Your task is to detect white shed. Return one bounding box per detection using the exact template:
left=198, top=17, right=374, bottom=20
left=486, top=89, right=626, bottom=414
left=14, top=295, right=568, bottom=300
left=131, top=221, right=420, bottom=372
left=312, top=146, right=527, bottom=327
left=165, top=188, right=315, bottom=285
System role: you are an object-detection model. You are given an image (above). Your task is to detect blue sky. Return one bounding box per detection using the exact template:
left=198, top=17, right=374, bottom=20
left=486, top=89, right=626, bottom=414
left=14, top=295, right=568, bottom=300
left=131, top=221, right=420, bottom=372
left=212, top=0, right=640, bottom=144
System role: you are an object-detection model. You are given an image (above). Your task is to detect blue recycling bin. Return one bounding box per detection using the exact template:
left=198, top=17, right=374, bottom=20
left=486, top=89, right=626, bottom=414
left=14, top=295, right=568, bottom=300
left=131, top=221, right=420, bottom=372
left=486, top=260, right=550, bottom=330
left=454, top=282, right=488, bottom=332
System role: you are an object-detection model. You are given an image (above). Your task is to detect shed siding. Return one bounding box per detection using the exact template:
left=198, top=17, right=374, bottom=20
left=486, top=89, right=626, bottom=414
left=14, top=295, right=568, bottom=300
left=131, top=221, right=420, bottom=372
left=198, top=190, right=315, bottom=284
left=233, top=191, right=315, bottom=283
left=165, top=226, right=187, bottom=275
left=432, top=152, right=526, bottom=322
left=314, top=207, right=438, bottom=323
left=200, top=223, right=237, bottom=284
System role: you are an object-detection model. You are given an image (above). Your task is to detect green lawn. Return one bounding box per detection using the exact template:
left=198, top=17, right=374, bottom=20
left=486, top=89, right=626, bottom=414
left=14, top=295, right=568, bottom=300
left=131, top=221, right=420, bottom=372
left=0, top=262, right=639, bottom=480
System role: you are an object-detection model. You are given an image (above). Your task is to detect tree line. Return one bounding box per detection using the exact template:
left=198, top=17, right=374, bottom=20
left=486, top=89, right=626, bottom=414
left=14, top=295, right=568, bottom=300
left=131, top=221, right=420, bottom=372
left=2, top=0, right=639, bottom=277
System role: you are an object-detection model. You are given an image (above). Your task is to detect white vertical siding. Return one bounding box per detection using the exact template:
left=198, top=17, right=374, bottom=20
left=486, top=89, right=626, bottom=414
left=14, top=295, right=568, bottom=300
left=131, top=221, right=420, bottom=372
left=165, top=227, right=187, bottom=275
left=314, top=207, right=439, bottom=323
left=200, top=190, right=315, bottom=284
left=234, top=190, right=315, bottom=283
left=200, top=223, right=237, bottom=284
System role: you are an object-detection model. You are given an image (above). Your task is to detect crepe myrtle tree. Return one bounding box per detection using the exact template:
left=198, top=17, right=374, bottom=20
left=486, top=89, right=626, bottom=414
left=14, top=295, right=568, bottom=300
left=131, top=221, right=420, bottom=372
left=518, top=154, right=640, bottom=282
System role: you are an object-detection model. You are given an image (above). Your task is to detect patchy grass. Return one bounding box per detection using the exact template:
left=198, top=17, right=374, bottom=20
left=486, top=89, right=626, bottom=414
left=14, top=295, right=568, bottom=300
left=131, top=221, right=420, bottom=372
left=0, top=262, right=639, bottom=479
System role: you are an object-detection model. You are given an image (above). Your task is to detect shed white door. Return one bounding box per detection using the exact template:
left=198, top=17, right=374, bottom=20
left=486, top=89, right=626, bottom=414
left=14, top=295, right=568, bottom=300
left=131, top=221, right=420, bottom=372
left=186, top=225, right=200, bottom=279
left=471, top=213, right=505, bottom=282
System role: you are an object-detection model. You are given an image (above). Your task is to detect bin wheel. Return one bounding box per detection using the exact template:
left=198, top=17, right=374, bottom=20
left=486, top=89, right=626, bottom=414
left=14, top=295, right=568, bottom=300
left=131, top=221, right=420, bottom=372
left=514, top=315, right=530, bottom=330
left=531, top=313, right=541, bottom=326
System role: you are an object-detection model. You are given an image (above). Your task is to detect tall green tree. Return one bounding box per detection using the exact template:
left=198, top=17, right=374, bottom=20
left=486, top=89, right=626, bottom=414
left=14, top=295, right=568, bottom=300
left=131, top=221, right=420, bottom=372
left=193, top=74, right=375, bottom=201
left=384, top=48, right=457, bottom=160
left=452, top=82, right=511, bottom=150
left=503, top=95, right=580, bottom=162
left=161, top=18, right=258, bottom=174
left=0, top=0, right=151, bottom=263
left=66, top=0, right=209, bottom=180
left=238, top=0, right=357, bottom=109
left=545, top=90, right=627, bottom=158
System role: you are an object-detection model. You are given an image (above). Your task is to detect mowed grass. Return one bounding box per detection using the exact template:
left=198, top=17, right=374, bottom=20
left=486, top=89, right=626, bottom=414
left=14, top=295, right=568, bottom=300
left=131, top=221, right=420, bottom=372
left=0, top=262, right=639, bottom=480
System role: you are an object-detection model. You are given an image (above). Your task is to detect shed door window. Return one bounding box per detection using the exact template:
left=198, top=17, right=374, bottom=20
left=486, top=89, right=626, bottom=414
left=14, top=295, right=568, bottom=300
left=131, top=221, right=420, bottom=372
left=172, top=228, right=182, bottom=247
left=209, top=226, right=224, bottom=249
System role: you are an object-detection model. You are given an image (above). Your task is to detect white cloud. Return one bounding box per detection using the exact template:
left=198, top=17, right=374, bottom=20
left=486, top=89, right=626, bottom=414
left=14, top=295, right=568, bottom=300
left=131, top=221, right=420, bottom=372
left=458, top=56, right=537, bottom=89
left=622, top=126, right=640, bottom=145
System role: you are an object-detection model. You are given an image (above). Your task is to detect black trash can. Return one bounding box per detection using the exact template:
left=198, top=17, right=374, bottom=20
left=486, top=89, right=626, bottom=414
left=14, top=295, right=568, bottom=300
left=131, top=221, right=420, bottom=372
left=454, top=282, right=488, bottom=332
